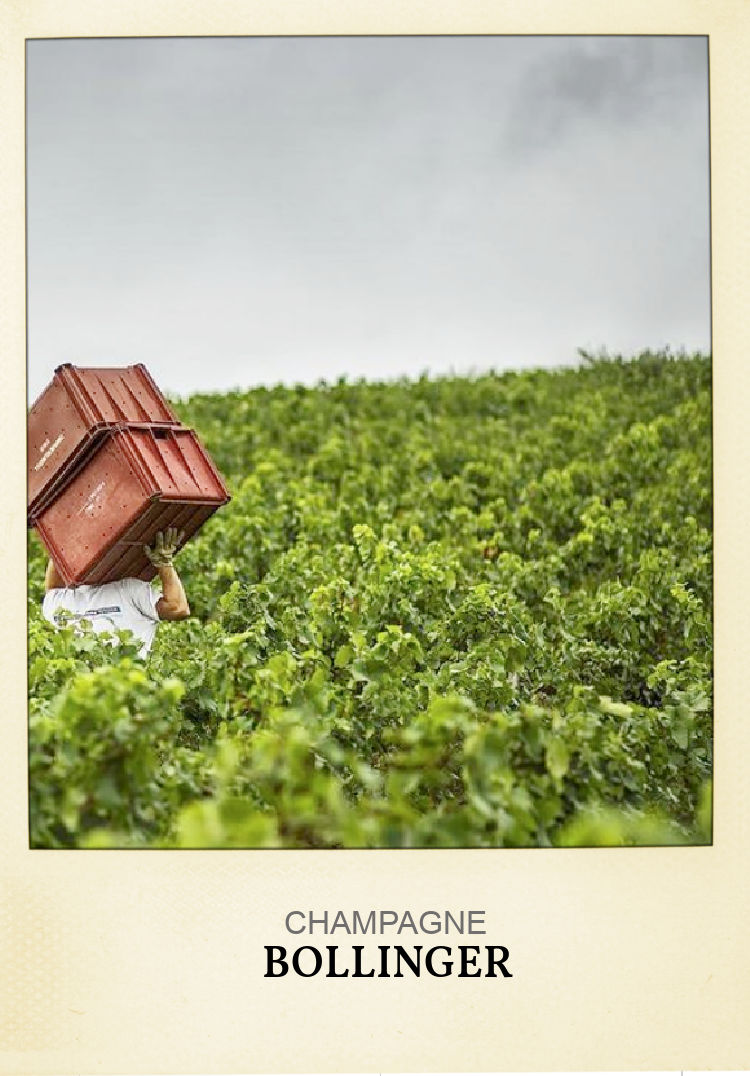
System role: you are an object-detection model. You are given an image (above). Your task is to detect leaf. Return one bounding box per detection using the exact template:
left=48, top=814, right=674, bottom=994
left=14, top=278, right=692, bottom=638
left=599, top=696, right=633, bottom=718
left=545, top=738, right=570, bottom=783
left=334, top=645, right=353, bottom=668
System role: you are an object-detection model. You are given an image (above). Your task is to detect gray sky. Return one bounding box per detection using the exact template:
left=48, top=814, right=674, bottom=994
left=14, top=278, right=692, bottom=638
left=26, top=35, right=710, bottom=401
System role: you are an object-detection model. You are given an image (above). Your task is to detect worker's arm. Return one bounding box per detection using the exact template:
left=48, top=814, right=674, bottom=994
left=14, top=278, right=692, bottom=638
left=155, top=563, right=190, bottom=621
left=144, top=528, right=190, bottom=621
left=44, top=558, right=65, bottom=592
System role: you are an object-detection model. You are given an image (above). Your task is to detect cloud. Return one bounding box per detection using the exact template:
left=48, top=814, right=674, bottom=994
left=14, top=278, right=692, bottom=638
left=504, top=37, right=707, bottom=154
left=25, top=36, right=710, bottom=399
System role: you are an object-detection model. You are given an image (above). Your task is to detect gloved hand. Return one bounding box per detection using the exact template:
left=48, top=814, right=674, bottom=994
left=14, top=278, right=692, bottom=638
left=144, top=527, right=185, bottom=567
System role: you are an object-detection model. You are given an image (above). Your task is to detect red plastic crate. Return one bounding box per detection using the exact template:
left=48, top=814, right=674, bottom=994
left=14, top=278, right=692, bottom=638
left=34, top=426, right=231, bottom=585
left=28, top=364, right=181, bottom=520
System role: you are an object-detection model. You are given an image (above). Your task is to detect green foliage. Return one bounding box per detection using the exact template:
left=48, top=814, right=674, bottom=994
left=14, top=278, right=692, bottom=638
left=28, top=350, right=713, bottom=847
left=28, top=620, right=210, bottom=847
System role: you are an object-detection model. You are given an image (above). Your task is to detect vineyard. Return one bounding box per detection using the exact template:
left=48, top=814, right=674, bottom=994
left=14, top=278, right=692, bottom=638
left=27, top=350, right=713, bottom=848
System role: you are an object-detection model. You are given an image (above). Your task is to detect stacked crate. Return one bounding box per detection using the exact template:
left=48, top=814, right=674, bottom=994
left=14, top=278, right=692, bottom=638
left=28, top=364, right=231, bottom=585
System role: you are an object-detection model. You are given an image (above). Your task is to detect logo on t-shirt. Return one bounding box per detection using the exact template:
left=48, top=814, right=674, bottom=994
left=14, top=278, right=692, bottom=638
left=62, top=605, right=122, bottom=620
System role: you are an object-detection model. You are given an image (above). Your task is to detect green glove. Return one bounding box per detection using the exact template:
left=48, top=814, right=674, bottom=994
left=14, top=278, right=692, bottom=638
left=144, top=527, right=185, bottom=567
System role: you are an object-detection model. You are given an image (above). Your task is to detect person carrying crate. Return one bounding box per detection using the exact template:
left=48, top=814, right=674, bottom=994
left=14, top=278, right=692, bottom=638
left=42, top=527, right=189, bottom=658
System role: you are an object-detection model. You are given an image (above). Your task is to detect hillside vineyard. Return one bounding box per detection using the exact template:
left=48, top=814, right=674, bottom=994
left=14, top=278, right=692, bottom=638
left=27, top=351, right=713, bottom=848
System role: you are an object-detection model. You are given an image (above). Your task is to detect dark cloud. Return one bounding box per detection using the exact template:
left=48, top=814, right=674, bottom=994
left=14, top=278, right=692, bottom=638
left=505, top=37, right=707, bottom=153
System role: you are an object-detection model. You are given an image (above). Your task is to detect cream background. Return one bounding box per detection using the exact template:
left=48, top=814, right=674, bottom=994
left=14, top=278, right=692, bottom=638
left=1, top=1, right=748, bottom=1073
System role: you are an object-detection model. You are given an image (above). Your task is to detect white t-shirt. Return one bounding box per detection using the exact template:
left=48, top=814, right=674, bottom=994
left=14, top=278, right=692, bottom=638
left=42, top=578, right=162, bottom=657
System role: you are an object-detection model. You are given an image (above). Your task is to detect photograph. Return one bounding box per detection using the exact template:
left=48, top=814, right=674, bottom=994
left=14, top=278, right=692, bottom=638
left=26, top=33, right=713, bottom=850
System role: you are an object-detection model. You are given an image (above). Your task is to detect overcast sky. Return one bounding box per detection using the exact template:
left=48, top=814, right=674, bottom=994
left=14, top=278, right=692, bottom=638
left=26, top=35, right=710, bottom=401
